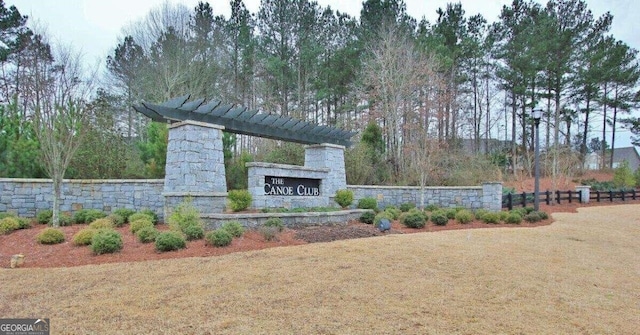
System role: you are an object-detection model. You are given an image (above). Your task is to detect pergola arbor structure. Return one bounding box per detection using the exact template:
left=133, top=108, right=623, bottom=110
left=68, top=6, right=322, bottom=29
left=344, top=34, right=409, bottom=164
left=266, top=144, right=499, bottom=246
left=133, top=96, right=354, bottom=217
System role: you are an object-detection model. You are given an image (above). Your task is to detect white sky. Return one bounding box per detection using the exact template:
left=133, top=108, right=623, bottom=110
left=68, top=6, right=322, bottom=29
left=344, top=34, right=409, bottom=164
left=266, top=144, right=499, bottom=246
left=5, top=0, right=639, bottom=148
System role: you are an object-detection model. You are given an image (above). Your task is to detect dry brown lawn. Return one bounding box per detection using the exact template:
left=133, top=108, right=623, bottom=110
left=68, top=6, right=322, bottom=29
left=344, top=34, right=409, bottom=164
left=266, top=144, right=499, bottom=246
left=1, top=205, right=639, bottom=334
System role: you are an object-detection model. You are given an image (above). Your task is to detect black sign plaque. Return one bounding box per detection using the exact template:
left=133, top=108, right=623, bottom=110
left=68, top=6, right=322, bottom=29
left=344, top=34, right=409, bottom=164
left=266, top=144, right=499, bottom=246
left=264, top=176, right=321, bottom=196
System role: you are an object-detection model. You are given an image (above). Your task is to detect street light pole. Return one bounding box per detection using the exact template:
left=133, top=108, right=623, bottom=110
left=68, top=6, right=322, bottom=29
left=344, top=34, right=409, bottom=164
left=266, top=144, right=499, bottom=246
left=532, top=109, right=542, bottom=211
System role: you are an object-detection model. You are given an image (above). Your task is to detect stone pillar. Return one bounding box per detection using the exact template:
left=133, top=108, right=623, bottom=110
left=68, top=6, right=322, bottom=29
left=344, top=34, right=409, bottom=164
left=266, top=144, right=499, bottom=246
left=576, top=185, right=591, bottom=203
left=482, top=182, right=503, bottom=211
left=163, top=121, right=227, bottom=217
left=304, top=143, right=346, bottom=202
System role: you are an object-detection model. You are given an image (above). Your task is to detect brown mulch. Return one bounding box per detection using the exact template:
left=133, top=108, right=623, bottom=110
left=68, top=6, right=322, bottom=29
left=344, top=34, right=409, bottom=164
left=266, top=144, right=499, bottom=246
left=2, top=199, right=638, bottom=269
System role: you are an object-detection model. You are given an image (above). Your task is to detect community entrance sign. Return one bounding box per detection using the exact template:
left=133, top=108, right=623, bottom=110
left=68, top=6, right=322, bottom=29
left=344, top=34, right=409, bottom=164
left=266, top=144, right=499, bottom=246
left=134, top=96, right=353, bottom=215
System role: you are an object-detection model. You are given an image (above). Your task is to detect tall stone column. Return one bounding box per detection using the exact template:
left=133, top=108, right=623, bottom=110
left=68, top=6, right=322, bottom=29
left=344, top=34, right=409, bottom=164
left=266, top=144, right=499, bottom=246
left=482, top=182, right=503, bottom=211
left=304, top=143, right=346, bottom=203
left=163, top=121, right=227, bottom=217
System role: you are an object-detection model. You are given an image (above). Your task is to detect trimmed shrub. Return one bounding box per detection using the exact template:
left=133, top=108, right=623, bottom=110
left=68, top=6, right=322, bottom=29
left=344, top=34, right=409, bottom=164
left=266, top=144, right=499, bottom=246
left=359, top=211, right=375, bottom=224
left=474, top=209, right=489, bottom=221
left=155, top=231, right=187, bottom=252
left=0, top=212, right=15, bottom=219
left=228, top=189, right=252, bottom=212
left=384, top=207, right=402, bottom=220
left=109, top=214, right=126, bottom=227
left=130, top=218, right=154, bottom=234
left=16, top=217, right=31, bottom=229
left=112, top=208, right=136, bottom=223
left=89, top=218, right=114, bottom=230
left=221, top=221, right=245, bottom=237
left=136, top=226, right=159, bottom=243
left=182, top=224, right=204, bottom=241
left=357, top=197, right=377, bottom=211
left=128, top=212, right=154, bottom=224
left=524, top=211, right=548, bottom=223
left=91, top=229, right=123, bottom=255
left=58, top=214, right=73, bottom=227
left=482, top=212, right=501, bottom=224
left=425, top=204, right=440, bottom=212
left=0, top=217, right=21, bottom=234
left=37, top=210, right=53, bottom=225
left=36, top=228, right=65, bottom=244
left=455, top=209, right=474, bottom=224
left=258, top=226, right=279, bottom=241
left=400, top=210, right=426, bottom=228
left=264, top=217, right=284, bottom=232
left=505, top=212, right=523, bottom=224
left=73, top=209, right=106, bottom=224
left=445, top=208, right=458, bottom=220
left=205, top=229, right=233, bottom=247
left=140, top=209, right=159, bottom=225
left=399, top=203, right=416, bottom=212
left=498, top=211, right=510, bottom=222
left=168, top=200, right=202, bottom=231
left=431, top=211, right=448, bottom=226
left=73, top=228, right=96, bottom=246
left=373, top=211, right=394, bottom=227
left=334, top=189, right=354, bottom=208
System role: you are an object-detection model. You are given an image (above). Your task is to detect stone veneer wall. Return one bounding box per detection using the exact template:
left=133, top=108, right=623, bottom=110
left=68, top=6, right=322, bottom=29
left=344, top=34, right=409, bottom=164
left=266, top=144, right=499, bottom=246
left=0, top=178, right=164, bottom=218
left=163, top=120, right=228, bottom=217
left=247, top=162, right=329, bottom=209
left=348, top=182, right=503, bottom=211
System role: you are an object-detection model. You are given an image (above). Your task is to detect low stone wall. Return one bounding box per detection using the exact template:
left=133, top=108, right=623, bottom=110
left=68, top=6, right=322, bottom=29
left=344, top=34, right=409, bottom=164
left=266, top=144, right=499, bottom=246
left=201, top=209, right=369, bottom=230
left=348, top=182, right=502, bottom=211
left=0, top=178, right=164, bottom=218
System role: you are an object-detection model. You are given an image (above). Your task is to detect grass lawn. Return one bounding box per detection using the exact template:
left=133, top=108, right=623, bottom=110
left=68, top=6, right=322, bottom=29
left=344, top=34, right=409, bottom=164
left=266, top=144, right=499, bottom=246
left=1, top=205, right=639, bottom=334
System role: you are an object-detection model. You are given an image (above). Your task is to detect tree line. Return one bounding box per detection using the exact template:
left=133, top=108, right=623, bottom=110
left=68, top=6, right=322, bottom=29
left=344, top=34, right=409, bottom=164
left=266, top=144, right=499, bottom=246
left=1, top=0, right=639, bottom=189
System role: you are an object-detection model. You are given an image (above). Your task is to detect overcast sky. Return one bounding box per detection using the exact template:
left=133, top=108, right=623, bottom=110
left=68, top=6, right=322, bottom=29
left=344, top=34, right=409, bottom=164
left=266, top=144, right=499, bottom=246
left=5, top=0, right=639, bottom=147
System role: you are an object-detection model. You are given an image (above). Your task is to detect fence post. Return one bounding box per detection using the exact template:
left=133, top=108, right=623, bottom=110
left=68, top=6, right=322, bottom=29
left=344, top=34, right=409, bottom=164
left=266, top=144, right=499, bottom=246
left=575, top=185, right=590, bottom=204
left=633, top=189, right=637, bottom=200
left=507, top=193, right=513, bottom=211
left=622, top=190, right=626, bottom=201
left=609, top=190, right=613, bottom=202
left=568, top=190, right=572, bottom=203
left=545, top=190, right=551, bottom=205
left=556, top=190, right=561, bottom=204
left=521, top=192, right=527, bottom=208
left=596, top=190, right=600, bottom=202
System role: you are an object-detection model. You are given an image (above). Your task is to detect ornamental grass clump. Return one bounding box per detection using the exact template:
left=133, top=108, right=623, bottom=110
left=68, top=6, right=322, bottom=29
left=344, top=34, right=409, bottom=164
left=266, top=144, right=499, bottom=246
left=334, top=189, right=354, bottom=208
left=91, top=229, right=123, bottom=255
left=36, top=228, right=65, bottom=244
left=264, top=217, right=284, bottom=232
left=228, top=190, right=252, bottom=212
left=155, top=231, right=187, bottom=252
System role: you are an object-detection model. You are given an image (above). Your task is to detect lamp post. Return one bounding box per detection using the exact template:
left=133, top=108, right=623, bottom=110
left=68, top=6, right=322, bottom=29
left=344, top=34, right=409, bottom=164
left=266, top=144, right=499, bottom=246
left=532, top=109, right=543, bottom=211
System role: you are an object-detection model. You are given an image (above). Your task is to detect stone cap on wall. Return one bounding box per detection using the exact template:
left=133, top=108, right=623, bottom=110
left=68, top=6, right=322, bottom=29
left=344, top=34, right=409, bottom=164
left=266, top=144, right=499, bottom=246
left=246, top=162, right=330, bottom=173
left=0, top=178, right=165, bottom=184
left=348, top=185, right=482, bottom=190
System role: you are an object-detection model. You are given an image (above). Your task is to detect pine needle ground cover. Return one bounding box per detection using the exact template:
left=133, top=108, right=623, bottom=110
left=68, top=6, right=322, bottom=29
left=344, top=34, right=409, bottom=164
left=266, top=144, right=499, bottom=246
left=1, top=205, right=638, bottom=334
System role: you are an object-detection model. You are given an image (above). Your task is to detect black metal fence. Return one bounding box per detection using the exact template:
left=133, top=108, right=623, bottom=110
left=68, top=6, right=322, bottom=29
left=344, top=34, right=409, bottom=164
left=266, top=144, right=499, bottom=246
left=502, top=189, right=639, bottom=210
